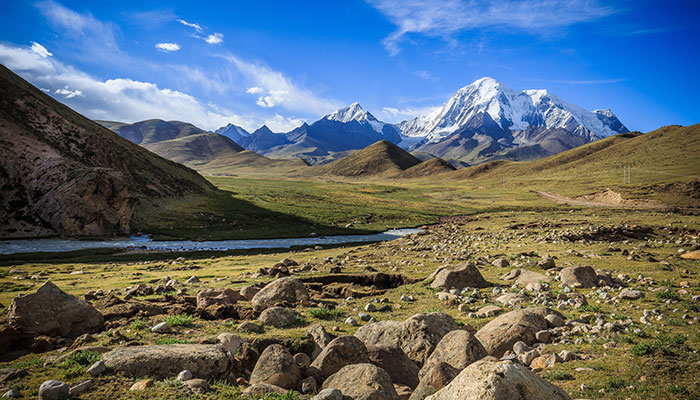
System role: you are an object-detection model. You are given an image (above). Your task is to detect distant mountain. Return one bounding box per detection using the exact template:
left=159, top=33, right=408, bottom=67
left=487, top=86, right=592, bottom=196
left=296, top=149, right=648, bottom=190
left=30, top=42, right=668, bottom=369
left=398, top=77, right=628, bottom=165
left=195, top=150, right=310, bottom=176
left=0, top=65, right=215, bottom=238
left=215, top=123, right=250, bottom=144
left=314, top=140, right=421, bottom=177
left=98, top=119, right=243, bottom=167
left=219, top=103, right=401, bottom=164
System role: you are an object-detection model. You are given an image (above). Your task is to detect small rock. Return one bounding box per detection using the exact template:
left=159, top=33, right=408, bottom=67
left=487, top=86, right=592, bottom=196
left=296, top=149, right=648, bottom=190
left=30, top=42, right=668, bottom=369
left=130, top=379, right=153, bottom=391
left=359, top=312, right=371, bottom=321
left=558, top=350, right=576, bottom=362
left=535, top=330, right=551, bottom=343
left=185, top=276, right=200, bottom=284
left=619, top=288, right=644, bottom=300
left=313, top=388, right=343, bottom=400
left=39, top=380, right=69, bottom=400
left=151, top=321, right=172, bottom=333
left=217, top=333, right=243, bottom=356
left=177, top=370, right=193, bottom=381
left=2, top=389, right=21, bottom=398
left=345, top=317, right=358, bottom=326
left=86, top=361, right=106, bottom=377
left=183, top=378, right=209, bottom=393
left=68, top=380, right=92, bottom=396
left=365, top=303, right=377, bottom=312
left=294, top=353, right=311, bottom=369
left=301, top=376, right=317, bottom=394
left=238, top=321, right=263, bottom=333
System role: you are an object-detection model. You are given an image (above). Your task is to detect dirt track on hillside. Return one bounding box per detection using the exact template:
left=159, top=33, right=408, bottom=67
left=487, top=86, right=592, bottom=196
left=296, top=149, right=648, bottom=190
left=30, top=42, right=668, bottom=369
left=534, top=190, right=666, bottom=209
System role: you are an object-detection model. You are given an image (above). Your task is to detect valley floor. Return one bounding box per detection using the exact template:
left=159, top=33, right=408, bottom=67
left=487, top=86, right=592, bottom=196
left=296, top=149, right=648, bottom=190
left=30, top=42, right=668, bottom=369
left=1, top=207, right=699, bottom=399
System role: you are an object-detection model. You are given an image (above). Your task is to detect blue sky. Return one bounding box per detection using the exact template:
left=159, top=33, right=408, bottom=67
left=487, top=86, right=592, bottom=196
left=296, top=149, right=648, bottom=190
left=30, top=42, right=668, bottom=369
left=0, top=0, right=698, bottom=132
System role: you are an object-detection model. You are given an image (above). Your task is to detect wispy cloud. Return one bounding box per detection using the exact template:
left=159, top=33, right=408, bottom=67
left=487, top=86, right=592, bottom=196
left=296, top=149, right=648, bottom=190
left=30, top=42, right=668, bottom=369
left=155, top=42, right=180, bottom=52
left=177, top=18, right=202, bottom=32
left=55, top=85, right=83, bottom=98
left=367, top=0, right=615, bottom=55
left=379, top=105, right=440, bottom=123
left=246, top=86, right=264, bottom=94
left=30, top=42, right=53, bottom=58
left=205, top=33, right=224, bottom=44
left=219, top=53, right=341, bottom=115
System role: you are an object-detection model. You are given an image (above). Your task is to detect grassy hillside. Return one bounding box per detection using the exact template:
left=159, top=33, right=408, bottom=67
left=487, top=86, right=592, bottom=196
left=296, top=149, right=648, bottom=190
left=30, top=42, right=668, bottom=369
left=194, top=150, right=309, bottom=176
left=394, top=158, right=456, bottom=179
left=314, top=140, right=421, bottom=177
left=143, top=133, right=243, bottom=165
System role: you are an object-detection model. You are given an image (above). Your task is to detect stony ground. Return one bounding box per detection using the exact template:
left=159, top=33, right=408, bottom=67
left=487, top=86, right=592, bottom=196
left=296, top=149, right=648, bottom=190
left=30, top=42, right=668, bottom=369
left=1, top=208, right=699, bottom=399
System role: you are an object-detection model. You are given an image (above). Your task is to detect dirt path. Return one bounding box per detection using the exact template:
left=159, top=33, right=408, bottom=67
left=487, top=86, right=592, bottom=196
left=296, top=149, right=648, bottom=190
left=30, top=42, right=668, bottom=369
left=534, top=190, right=661, bottom=209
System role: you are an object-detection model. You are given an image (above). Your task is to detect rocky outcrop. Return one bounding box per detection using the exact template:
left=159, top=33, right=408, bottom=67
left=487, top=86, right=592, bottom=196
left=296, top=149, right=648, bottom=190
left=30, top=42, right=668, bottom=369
left=103, top=344, right=229, bottom=379
left=424, top=359, right=571, bottom=400
left=355, top=313, right=459, bottom=365
left=251, top=277, right=309, bottom=311
left=8, top=281, right=104, bottom=338
left=323, top=363, right=399, bottom=400
left=258, top=307, right=301, bottom=328
left=475, top=308, right=564, bottom=357
left=409, top=362, right=459, bottom=400
left=250, top=344, right=301, bottom=390
left=429, top=263, right=489, bottom=290
left=196, top=288, right=241, bottom=309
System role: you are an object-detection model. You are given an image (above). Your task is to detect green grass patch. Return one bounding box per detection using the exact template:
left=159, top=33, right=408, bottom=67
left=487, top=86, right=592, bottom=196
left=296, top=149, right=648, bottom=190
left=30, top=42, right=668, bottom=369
left=308, top=307, right=344, bottom=320
left=130, top=318, right=148, bottom=330
left=164, top=314, right=194, bottom=327
left=579, top=304, right=603, bottom=313
left=155, top=338, right=192, bottom=345
left=655, top=290, right=681, bottom=301
left=544, top=370, right=574, bottom=381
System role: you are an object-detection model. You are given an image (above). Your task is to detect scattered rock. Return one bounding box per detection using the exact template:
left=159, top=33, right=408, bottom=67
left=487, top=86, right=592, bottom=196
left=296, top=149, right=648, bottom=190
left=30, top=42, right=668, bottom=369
left=475, top=308, right=564, bottom=357
left=177, top=369, right=193, bottom=381
left=537, top=256, right=556, bottom=269
left=294, top=353, right=311, bottom=369
left=420, top=330, right=486, bottom=379
left=367, top=345, right=420, bottom=389
left=323, top=363, right=399, bottom=400
left=355, top=312, right=459, bottom=365
left=86, top=361, right=105, bottom=376
left=430, top=263, right=490, bottom=290
left=314, top=388, right=343, bottom=400
left=2, top=389, right=20, bottom=398
left=307, top=324, right=336, bottom=360
left=559, top=266, right=598, bottom=288
left=476, top=305, right=503, bottom=318
left=620, top=289, right=644, bottom=300
left=183, top=378, right=209, bottom=393
left=243, top=383, right=287, bottom=396
left=424, top=359, right=571, bottom=400
left=151, top=321, right=172, bottom=333
left=514, top=270, right=553, bottom=288
left=250, top=344, right=301, bottom=390
left=492, top=258, right=510, bottom=268
left=38, top=380, right=69, bottom=400
left=530, top=353, right=558, bottom=371
left=238, top=321, right=263, bottom=333
left=0, top=368, right=27, bottom=383
left=129, top=379, right=153, bottom=391
left=196, top=288, right=239, bottom=309
left=217, top=332, right=243, bottom=356
left=258, top=306, right=301, bottom=328
left=495, top=293, right=530, bottom=307
left=68, top=380, right=92, bottom=396
left=410, top=362, right=459, bottom=400
left=311, top=335, right=369, bottom=381
left=240, top=286, right=260, bottom=301
left=9, top=281, right=104, bottom=337
left=104, top=344, right=229, bottom=379
left=251, top=277, right=309, bottom=311
left=185, top=276, right=200, bottom=284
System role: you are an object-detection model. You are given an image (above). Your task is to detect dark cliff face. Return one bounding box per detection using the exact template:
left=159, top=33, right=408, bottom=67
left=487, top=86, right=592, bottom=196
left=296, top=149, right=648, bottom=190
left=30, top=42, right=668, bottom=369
left=0, top=64, right=215, bottom=238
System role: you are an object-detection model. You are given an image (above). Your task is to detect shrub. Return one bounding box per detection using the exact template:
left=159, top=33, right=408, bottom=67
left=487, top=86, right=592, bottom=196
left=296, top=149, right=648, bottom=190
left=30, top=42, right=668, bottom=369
left=130, top=318, right=147, bottom=330
left=655, top=290, right=680, bottom=301
left=631, top=342, right=655, bottom=356
left=308, top=307, right=344, bottom=320
left=579, top=304, right=602, bottom=313
left=164, top=314, right=194, bottom=327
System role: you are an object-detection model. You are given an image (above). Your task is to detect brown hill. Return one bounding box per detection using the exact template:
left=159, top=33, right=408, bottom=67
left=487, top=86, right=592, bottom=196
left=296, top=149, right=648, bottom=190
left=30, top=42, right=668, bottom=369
left=394, top=158, right=456, bottom=179
left=0, top=64, right=215, bottom=238
left=195, top=150, right=310, bottom=175
left=314, top=140, right=422, bottom=177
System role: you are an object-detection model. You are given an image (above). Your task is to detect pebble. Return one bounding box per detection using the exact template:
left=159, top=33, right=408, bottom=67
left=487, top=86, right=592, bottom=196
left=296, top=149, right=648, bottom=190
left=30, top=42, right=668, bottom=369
left=177, top=370, right=193, bottom=381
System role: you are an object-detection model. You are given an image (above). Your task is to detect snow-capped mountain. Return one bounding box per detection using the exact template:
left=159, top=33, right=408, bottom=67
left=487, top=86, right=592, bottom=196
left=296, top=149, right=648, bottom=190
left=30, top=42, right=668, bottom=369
left=398, top=77, right=628, bottom=144
left=215, top=123, right=250, bottom=144
left=324, top=102, right=388, bottom=134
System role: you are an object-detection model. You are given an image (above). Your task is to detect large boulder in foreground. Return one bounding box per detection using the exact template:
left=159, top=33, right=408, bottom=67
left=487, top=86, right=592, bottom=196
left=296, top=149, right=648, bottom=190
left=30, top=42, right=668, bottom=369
left=367, top=345, right=420, bottom=390
left=8, top=281, right=104, bottom=337
left=430, top=263, right=489, bottom=290
left=323, top=363, right=399, bottom=400
left=311, top=336, right=369, bottom=381
left=258, top=307, right=301, bottom=328
left=250, top=344, right=300, bottom=390
left=251, top=277, right=309, bottom=311
left=425, top=359, right=571, bottom=400
left=475, top=308, right=564, bottom=357
left=103, top=344, right=229, bottom=379
left=559, top=266, right=598, bottom=288
left=409, top=362, right=459, bottom=400
left=419, top=330, right=486, bottom=379
left=355, top=313, right=459, bottom=366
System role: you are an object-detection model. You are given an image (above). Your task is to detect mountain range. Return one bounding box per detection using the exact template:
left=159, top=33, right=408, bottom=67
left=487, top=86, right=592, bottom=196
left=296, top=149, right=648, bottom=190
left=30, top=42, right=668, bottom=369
left=207, top=77, right=628, bottom=167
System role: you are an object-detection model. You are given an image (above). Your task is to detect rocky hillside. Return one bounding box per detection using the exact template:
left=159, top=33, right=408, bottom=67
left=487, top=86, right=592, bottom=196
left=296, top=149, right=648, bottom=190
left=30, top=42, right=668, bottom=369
left=0, top=65, right=216, bottom=238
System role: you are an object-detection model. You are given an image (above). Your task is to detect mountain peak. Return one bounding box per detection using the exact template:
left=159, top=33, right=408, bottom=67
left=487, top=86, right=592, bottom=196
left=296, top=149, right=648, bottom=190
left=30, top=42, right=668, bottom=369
left=325, top=102, right=377, bottom=123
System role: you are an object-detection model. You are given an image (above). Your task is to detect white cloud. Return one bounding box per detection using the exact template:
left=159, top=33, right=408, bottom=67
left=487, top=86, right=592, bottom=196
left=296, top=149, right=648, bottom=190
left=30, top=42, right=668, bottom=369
left=0, top=42, right=253, bottom=131
left=246, top=86, right=264, bottom=94
left=30, top=42, right=53, bottom=58
left=379, top=105, right=440, bottom=123
left=177, top=18, right=202, bottom=32
left=367, top=0, right=614, bottom=55
left=263, top=114, right=305, bottom=132
left=205, top=33, right=224, bottom=44
left=55, top=86, right=83, bottom=98
left=155, top=42, right=180, bottom=52
left=219, top=54, right=341, bottom=115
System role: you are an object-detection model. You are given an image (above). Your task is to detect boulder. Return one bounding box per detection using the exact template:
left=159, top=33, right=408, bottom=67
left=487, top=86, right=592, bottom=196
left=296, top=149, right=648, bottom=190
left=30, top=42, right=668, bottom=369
left=314, top=388, right=343, bottom=400
left=251, top=277, right=309, bottom=311
left=409, top=362, right=459, bottom=400
left=367, top=345, right=420, bottom=389
left=419, top=330, right=486, bottom=379
left=258, top=307, right=301, bottom=328
left=307, top=324, right=336, bottom=360
left=474, top=308, right=564, bottom=357
left=38, top=380, right=69, bottom=400
left=476, top=305, right=503, bottom=318
left=429, top=263, right=489, bottom=290
left=424, top=359, right=571, bottom=400
left=8, top=281, right=104, bottom=338
left=514, top=270, right=552, bottom=287
left=355, top=313, right=459, bottom=365
left=250, top=344, right=301, bottom=390
left=311, top=335, right=369, bottom=381
left=240, top=286, right=260, bottom=301
left=323, top=363, right=399, bottom=400
left=196, top=288, right=240, bottom=309
left=103, top=344, right=229, bottom=379
left=620, top=289, right=644, bottom=300
left=559, top=266, right=598, bottom=288
left=243, top=383, right=287, bottom=396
